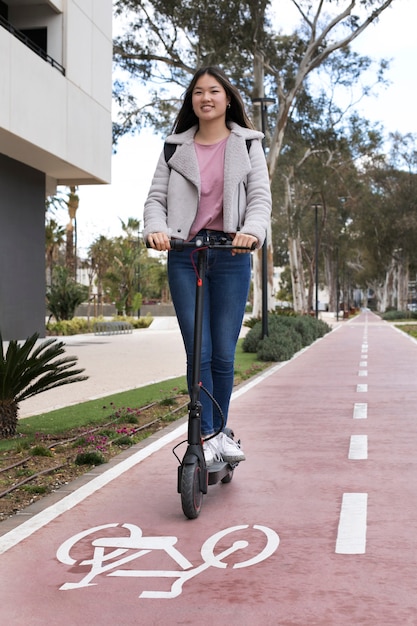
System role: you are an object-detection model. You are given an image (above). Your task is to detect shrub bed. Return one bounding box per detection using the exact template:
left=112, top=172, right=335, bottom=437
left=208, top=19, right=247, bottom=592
left=46, top=315, right=153, bottom=335
left=243, top=312, right=331, bottom=361
left=381, top=310, right=417, bottom=321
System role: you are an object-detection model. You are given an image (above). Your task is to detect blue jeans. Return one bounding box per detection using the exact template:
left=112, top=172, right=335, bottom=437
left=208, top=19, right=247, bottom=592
left=168, top=232, right=251, bottom=436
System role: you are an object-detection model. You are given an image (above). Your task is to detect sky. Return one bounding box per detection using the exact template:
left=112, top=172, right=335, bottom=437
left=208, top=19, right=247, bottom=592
left=73, top=0, right=417, bottom=256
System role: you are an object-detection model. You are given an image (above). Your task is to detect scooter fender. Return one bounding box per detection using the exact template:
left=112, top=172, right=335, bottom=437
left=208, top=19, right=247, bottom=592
left=177, top=446, right=208, bottom=495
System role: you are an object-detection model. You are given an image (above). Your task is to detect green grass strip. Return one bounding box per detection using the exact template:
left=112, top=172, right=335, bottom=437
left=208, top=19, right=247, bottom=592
left=14, top=377, right=187, bottom=439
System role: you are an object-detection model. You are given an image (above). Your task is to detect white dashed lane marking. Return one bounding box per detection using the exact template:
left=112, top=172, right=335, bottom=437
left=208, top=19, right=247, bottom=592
left=348, top=435, right=368, bottom=460
left=335, top=493, right=368, bottom=554
left=353, top=403, right=367, bottom=419
left=337, top=324, right=369, bottom=555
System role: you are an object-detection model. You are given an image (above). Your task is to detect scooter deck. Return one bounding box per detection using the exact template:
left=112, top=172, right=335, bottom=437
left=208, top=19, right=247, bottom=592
left=207, top=460, right=235, bottom=485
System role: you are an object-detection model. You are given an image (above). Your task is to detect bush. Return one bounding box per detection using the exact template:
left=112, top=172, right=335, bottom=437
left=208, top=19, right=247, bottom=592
left=30, top=445, right=53, bottom=457
left=22, top=485, right=48, bottom=494
left=292, top=315, right=331, bottom=345
left=46, top=315, right=153, bottom=336
left=46, top=267, right=88, bottom=321
left=381, top=310, right=417, bottom=321
left=242, top=322, right=263, bottom=352
left=113, top=315, right=153, bottom=329
left=113, top=435, right=133, bottom=447
left=257, top=326, right=303, bottom=361
left=243, top=312, right=331, bottom=362
left=47, top=318, right=92, bottom=336
left=75, top=451, right=105, bottom=466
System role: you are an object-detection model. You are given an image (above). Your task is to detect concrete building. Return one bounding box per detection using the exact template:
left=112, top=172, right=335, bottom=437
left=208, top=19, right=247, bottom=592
left=0, top=0, right=112, bottom=340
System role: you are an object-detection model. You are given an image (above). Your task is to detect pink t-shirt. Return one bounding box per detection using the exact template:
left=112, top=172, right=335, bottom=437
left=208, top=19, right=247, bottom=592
left=189, top=137, right=228, bottom=238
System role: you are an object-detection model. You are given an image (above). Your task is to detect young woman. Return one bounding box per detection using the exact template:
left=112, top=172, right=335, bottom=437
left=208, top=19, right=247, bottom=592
left=143, top=66, right=271, bottom=466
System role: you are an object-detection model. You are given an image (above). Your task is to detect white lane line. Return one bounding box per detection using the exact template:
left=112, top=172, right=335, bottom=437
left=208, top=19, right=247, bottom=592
left=335, top=493, right=368, bottom=554
left=348, top=435, right=368, bottom=459
left=358, top=370, right=368, bottom=377
left=353, top=403, right=367, bottom=419
left=359, top=361, right=367, bottom=367
left=356, top=384, right=368, bottom=392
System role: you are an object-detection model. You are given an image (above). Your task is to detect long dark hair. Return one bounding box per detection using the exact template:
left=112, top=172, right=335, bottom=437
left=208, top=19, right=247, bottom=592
left=172, top=66, right=254, bottom=134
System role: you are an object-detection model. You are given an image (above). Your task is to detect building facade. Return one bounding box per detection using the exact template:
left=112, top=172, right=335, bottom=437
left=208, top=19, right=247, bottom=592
left=0, top=0, right=112, bottom=340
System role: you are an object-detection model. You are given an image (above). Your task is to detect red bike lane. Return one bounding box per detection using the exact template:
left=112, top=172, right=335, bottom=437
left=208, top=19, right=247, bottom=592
left=1, top=311, right=417, bottom=625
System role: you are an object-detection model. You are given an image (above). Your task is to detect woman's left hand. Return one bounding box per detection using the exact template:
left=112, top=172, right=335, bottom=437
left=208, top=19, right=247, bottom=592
left=231, top=233, right=258, bottom=254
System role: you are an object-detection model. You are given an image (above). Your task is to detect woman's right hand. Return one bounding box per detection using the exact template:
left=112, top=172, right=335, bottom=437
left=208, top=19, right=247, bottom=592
left=147, top=232, right=171, bottom=251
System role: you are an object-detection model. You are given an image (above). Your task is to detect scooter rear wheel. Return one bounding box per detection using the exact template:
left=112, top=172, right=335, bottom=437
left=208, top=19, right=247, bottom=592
left=221, top=469, right=234, bottom=484
left=181, top=460, right=203, bottom=519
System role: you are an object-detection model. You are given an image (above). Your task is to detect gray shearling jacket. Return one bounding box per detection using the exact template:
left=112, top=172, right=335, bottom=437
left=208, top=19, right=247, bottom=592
left=143, top=122, right=271, bottom=247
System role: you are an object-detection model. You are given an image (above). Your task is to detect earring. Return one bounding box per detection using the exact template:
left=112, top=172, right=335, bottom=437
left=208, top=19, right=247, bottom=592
left=227, top=103, right=231, bottom=109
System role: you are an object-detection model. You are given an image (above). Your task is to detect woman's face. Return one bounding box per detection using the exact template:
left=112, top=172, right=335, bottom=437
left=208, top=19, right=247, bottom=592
left=191, top=73, right=230, bottom=124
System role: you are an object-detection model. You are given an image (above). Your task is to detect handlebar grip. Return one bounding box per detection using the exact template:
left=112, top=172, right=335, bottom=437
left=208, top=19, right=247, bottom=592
left=145, top=238, right=186, bottom=250
left=146, top=236, right=256, bottom=251
left=169, top=239, right=186, bottom=251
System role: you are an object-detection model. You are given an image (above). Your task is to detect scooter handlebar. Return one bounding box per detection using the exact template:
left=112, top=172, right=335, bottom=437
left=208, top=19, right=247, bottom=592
left=146, top=236, right=256, bottom=251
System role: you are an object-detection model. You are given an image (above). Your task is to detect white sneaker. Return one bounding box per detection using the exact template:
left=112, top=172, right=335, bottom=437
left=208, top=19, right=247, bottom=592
left=215, top=432, right=246, bottom=463
left=203, top=438, right=221, bottom=466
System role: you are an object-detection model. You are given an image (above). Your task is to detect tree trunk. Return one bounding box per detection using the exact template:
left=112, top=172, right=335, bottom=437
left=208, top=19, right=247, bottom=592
left=251, top=52, right=274, bottom=318
left=288, top=235, right=306, bottom=313
left=379, top=261, right=395, bottom=312
left=66, top=186, right=79, bottom=278
left=66, top=224, right=75, bottom=276
left=252, top=224, right=275, bottom=317
left=398, top=258, right=409, bottom=311
left=0, top=399, right=19, bottom=438
left=324, top=252, right=336, bottom=312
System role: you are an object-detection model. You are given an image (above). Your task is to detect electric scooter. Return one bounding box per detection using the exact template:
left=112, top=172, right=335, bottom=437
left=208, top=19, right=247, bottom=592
left=166, top=234, right=255, bottom=519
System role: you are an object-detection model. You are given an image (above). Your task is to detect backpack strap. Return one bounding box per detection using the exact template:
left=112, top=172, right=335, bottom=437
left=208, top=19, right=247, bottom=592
left=163, top=143, right=177, bottom=163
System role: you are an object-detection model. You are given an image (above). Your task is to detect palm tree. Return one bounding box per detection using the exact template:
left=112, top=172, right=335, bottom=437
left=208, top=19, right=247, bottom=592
left=88, top=235, right=117, bottom=316
left=45, top=218, right=65, bottom=286
left=0, top=331, right=87, bottom=438
left=66, top=186, right=79, bottom=277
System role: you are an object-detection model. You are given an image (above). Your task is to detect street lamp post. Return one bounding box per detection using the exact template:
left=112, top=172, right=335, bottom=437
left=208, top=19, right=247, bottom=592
left=137, top=224, right=141, bottom=318
left=337, top=197, right=347, bottom=321
left=251, top=97, right=275, bottom=338
left=336, top=246, right=340, bottom=322
left=311, top=203, right=322, bottom=319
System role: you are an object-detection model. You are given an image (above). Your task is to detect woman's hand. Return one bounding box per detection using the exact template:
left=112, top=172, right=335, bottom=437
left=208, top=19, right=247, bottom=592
left=147, top=232, right=171, bottom=251
left=231, top=232, right=258, bottom=255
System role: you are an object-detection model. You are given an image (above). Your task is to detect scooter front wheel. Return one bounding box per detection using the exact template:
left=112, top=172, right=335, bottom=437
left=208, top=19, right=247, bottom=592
left=181, top=460, right=203, bottom=519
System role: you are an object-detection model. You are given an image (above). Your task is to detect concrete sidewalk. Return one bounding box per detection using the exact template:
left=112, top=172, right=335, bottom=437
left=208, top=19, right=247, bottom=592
left=19, top=318, right=185, bottom=418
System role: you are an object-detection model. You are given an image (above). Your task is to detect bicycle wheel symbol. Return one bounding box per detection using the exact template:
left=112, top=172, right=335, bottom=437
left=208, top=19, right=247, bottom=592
left=201, top=524, right=280, bottom=569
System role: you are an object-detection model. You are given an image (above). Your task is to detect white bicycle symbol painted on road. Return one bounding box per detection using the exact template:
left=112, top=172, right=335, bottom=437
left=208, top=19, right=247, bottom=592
left=57, top=523, right=279, bottom=599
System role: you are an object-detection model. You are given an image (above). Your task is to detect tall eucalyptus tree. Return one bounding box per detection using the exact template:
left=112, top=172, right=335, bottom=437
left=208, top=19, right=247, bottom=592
left=113, top=0, right=396, bottom=312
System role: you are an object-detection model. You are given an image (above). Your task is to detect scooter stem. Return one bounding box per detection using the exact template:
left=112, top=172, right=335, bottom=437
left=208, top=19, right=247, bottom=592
left=187, top=248, right=206, bottom=446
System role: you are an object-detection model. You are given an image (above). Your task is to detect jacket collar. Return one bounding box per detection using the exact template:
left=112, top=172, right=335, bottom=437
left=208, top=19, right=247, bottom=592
left=166, top=123, right=256, bottom=199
